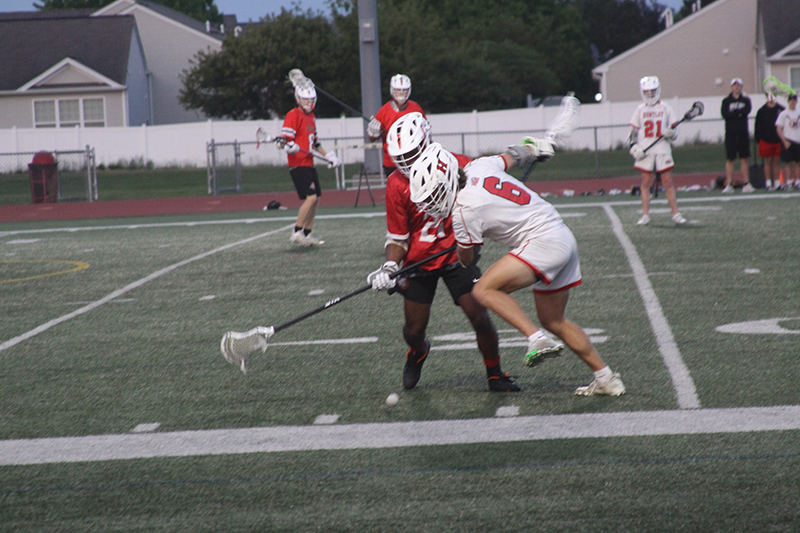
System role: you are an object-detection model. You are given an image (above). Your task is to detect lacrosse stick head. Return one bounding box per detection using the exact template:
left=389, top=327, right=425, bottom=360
left=763, top=76, right=796, bottom=97
left=685, top=101, right=704, bottom=120
left=256, top=127, right=272, bottom=149
left=220, top=326, right=274, bottom=373
left=544, top=93, right=580, bottom=147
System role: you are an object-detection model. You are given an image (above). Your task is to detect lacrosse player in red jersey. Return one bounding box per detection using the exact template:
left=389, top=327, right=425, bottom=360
left=408, top=142, right=625, bottom=397
left=279, top=84, right=340, bottom=246
left=367, top=74, right=427, bottom=177
left=629, top=76, right=686, bottom=226
left=367, top=113, right=555, bottom=392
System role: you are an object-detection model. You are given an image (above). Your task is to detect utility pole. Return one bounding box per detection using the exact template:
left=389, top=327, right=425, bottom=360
left=358, top=0, right=382, bottom=176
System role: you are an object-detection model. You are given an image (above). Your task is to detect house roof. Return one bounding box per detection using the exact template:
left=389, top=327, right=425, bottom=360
left=759, top=0, right=800, bottom=57
left=0, top=15, right=136, bottom=91
left=94, top=0, right=228, bottom=41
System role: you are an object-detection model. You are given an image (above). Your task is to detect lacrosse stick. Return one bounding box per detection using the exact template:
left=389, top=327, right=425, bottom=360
left=288, top=68, right=370, bottom=122
left=521, top=93, right=581, bottom=181
left=763, top=76, right=796, bottom=97
left=220, top=245, right=457, bottom=372
left=257, top=127, right=336, bottom=166
left=643, top=101, right=704, bottom=153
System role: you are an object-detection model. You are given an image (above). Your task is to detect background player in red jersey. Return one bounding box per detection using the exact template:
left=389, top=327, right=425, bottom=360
left=367, top=113, right=561, bottom=392
left=367, top=74, right=427, bottom=178
left=279, top=84, right=340, bottom=246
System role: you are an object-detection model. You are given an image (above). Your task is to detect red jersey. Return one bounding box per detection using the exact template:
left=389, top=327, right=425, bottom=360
left=374, top=100, right=426, bottom=168
left=384, top=152, right=472, bottom=271
left=280, top=107, right=317, bottom=167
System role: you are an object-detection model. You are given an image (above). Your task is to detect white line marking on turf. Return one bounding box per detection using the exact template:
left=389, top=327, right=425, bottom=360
left=199, top=295, right=216, bottom=301
left=0, top=225, right=295, bottom=355
left=2, top=406, right=798, bottom=466
left=495, top=406, right=519, bottom=417
left=308, top=289, right=325, bottom=295
left=743, top=268, right=760, bottom=274
left=716, top=317, right=800, bottom=335
left=269, top=337, right=378, bottom=347
left=313, top=414, right=341, bottom=425
left=132, top=423, right=161, bottom=433
left=5, top=239, right=40, bottom=244
left=603, top=205, right=700, bottom=409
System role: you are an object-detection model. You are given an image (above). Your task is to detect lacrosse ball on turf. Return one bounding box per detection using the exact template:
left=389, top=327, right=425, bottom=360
left=385, top=393, right=399, bottom=407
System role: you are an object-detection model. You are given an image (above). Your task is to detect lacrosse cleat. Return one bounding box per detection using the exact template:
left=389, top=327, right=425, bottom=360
left=403, top=340, right=430, bottom=390
left=302, top=232, right=324, bottom=246
left=636, top=214, right=650, bottom=226
left=741, top=183, right=755, bottom=193
left=524, top=335, right=565, bottom=367
left=220, top=326, right=274, bottom=373
left=575, top=373, right=626, bottom=396
left=290, top=230, right=308, bottom=246
left=721, top=184, right=734, bottom=194
left=487, top=372, right=521, bottom=392
left=672, top=213, right=687, bottom=225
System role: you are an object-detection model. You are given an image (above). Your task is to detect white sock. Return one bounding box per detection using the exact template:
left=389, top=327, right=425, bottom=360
left=593, top=366, right=613, bottom=383
left=527, top=331, right=548, bottom=343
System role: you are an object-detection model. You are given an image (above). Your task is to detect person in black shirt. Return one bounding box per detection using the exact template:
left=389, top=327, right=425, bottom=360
left=754, top=93, right=785, bottom=190
left=720, top=78, right=754, bottom=193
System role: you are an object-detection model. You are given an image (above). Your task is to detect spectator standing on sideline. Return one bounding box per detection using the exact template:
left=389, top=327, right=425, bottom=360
left=279, top=83, right=340, bottom=246
left=367, top=74, right=426, bottom=178
left=754, top=93, right=785, bottom=190
left=408, top=141, right=625, bottom=396
left=628, top=76, right=686, bottom=226
left=776, top=93, right=800, bottom=190
left=721, top=78, right=755, bottom=193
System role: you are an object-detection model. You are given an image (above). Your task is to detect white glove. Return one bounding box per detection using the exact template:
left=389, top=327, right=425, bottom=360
left=629, top=143, right=646, bottom=161
left=663, top=126, right=677, bottom=140
left=367, top=261, right=399, bottom=291
left=283, top=141, right=300, bottom=154
left=325, top=151, right=341, bottom=169
left=367, top=117, right=382, bottom=139
left=522, top=137, right=555, bottom=162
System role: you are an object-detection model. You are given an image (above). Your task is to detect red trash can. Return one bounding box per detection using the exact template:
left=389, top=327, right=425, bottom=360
left=29, top=151, right=58, bottom=203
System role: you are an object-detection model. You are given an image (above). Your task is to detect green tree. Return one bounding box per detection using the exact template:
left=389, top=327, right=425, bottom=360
left=34, top=0, right=222, bottom=23
left=180, top=8, right=356, bottom=119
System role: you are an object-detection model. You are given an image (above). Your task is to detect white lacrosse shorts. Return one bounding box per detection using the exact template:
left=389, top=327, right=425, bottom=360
left=635, top=153, right=675, bottom=174
left=509, top=224, right=582, bottom=294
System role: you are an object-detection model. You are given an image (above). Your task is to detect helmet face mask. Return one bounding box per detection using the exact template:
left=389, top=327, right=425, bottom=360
left=390, top=74, right=412, bottom=107
left=295, top=85, right=317, bottom=113
left=409, top=143, right=459, bottom=219
left=386, top=112, right=431, bottom=176
left=640, top=76, right=661, bottom=106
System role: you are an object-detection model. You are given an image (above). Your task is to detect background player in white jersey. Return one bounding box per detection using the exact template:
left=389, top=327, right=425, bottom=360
left=409, top=142, right=625, bottom=397
left=629, top=76, right=687, bottom=226
left=367, top=113, right=560, bottom=392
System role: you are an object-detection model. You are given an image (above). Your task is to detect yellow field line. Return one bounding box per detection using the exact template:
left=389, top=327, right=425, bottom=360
left=0, top=260, right=90, bottom=284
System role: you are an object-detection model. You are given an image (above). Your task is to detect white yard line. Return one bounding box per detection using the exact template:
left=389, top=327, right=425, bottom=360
left=0, top=225, right=294, bottom=354
left=603, top=205, right=700, bottom=409
left=1, top=405, right=798, bottom=466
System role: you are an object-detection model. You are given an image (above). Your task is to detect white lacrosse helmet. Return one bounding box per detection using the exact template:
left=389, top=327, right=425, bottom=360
left=295, top=84, right=317, bottom=113
left=409, top=143, right=459, bottom=219
left=390, top=74, right=412, bottom=107
left=640, top=76, right=661, bottom=106
left=386, top=112, right=432, bottom=176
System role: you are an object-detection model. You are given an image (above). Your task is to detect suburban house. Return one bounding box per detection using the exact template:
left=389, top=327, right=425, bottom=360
left=93, top=0, right=233, bottom=125
left=0, top=0, right=240, bottom=130
left=592, top=0, right=800, bottom=102
left=0, top=12, right=149, bottom=129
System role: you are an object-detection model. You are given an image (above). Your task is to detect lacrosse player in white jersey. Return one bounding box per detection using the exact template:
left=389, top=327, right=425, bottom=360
left=629, top=76, right=687, bottom=226
left=408, top=142, right=625, bottom=397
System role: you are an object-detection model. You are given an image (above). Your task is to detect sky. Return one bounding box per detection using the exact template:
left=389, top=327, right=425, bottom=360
left=2, top=0, right=687, bottom=21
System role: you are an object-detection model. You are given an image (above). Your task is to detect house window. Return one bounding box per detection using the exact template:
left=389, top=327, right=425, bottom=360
left=33, top=97, right=106, bottom=128
left=59, top=99, right=80, bottom=128
left=791, top=68, right=800, bottom=94
left=83, top=98, right=105, bottom=127
left=34, top=100, right=56, bottom=128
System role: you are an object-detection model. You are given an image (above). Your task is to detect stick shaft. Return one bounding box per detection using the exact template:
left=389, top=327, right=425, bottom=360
left=272, top=245, right=457, bottom=333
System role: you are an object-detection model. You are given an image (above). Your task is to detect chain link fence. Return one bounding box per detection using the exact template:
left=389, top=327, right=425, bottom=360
left=207, top=117, right=738, bottom=193
left=0, top=146, right=97, bottom=202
